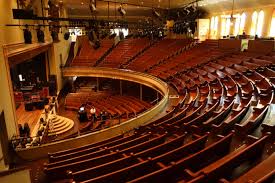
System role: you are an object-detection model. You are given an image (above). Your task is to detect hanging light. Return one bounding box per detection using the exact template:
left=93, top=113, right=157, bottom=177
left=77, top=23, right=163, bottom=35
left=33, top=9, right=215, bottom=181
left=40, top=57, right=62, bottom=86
left=118, top=4, right=126, bottom=16
left=230, top=0, right=235, bottom=26
left=89, top=0, right=96, bottom=13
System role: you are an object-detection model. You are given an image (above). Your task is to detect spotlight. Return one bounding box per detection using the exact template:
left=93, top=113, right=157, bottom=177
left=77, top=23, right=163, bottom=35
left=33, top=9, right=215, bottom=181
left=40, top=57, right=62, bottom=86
left=153, top=9, right=161, bottom=18
left=64, top=32, right=70, bottom=40
left=89, top=0, right=96, bottom=13
left=118, top=5, right=126, bottom=16
left=23, top=25, right=32, bottom=44
left=36, top=26, right=45, bottom=43
left=51, top=31, right=59, bottom=42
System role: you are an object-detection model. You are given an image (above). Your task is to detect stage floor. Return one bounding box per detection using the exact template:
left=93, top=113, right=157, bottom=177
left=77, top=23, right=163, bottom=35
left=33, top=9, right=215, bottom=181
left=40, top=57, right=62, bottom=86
left=16, top=103, right=44, bottom=135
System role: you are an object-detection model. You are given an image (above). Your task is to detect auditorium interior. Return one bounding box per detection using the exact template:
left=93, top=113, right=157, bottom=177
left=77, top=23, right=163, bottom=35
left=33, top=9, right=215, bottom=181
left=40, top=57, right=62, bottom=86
left=0, top=0, right=275, bottom=182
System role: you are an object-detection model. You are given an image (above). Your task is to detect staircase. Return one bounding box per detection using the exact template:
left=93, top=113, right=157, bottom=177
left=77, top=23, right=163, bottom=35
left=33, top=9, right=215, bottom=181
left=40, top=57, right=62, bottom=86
left=120, top=40, right=156, bottom=69
left=48, top=115, right=74, bottom=136
left=94, top=41, right=120, bottom=67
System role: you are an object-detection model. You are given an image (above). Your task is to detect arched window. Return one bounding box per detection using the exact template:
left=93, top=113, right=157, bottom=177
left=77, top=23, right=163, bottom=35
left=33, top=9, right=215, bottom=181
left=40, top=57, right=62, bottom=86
left=250, top=11, right=258, bottom=35
left=256, top=10, right=264, bottom=36
left=239, top=13, right=246, bottom=34
left=210, top=16, right=215, bottom=31
left=210, top=16, right=219, bottom=38
left=221, top=18, right=226, bottom=36
left=270, top=10, right=275, bottom=37
left=234, top=14, right=241, bottom=36
left=214, top=16, right=219, bottom=31
left=225, top=18, right=231, bottom=36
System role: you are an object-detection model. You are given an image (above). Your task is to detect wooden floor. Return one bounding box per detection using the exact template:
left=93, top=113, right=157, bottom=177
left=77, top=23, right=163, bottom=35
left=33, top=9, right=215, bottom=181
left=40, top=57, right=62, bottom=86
left=15, top=103, right=43, bottom=135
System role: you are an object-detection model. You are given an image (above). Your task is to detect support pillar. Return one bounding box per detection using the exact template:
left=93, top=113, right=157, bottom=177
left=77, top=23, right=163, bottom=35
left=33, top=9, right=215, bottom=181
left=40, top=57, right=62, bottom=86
left=96, top=77, right=99, bottom=92
left=156, top=91, right=159, bottom=103
left=140, top=84, right=143, bottom=101
left=120, top=80, right=123, bottom=96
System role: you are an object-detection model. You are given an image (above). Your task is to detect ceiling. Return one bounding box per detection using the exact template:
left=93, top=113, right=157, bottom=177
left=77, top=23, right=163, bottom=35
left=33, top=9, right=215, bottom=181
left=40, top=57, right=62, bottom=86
left=56, top=0, right=275, bottom=20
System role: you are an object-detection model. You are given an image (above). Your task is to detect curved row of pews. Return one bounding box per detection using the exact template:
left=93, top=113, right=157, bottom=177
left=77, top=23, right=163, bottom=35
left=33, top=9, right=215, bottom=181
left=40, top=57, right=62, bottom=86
left=71, top=38, right=114, bottom=67
left=65, top=93, right=152, bottom=119
left=45, top=40, right=275, bottom=183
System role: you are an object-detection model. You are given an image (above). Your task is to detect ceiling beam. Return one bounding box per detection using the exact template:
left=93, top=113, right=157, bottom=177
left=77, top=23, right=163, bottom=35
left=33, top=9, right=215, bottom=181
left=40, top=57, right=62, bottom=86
left=96, top=0, right=165, bottom=9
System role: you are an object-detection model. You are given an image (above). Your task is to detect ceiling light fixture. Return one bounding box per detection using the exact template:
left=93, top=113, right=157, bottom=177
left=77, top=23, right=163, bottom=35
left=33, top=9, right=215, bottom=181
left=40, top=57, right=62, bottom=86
left=230, top=0, right=235, bottom=25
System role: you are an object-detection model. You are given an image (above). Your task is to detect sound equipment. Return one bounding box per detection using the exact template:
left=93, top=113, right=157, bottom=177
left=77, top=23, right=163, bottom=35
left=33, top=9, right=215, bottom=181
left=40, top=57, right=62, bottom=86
left=12, top=9, right=35, bottom=19
left=43, top=97, right=49, bottom=105
left=35, top=100, right=45, bottom=110
left=25, top=102, right=34, bottom=111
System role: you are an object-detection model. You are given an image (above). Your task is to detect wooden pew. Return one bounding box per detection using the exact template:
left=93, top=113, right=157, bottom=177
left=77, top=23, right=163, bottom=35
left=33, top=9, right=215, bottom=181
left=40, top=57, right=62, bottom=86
left=182, top=134, right=270, bottom=183
left=126, top=133, right=233, bottom=183
left=234, top=105, right=269, bottom=137
left=212, top=96, right=252, bottom=135
left=66, top=132, right=187, bottom=182
left=70, top=133, right=209, bottom=182
left=48, top=134, right=124, bottom=159
left=192, top=98, right=235, bottom=135
left=45, top=133, right=156, bottom=178
left=232, top=152, right=275, bottom=183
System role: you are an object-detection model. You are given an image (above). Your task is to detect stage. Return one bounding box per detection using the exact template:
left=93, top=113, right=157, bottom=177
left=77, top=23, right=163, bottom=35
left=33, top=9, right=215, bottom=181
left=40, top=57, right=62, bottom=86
left=16, top=103, right=44, bottom=136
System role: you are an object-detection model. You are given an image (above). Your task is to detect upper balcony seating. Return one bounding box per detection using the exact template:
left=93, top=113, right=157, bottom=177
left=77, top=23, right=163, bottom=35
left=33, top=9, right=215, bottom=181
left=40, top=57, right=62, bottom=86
left=70, top=38, right=114, bottom=67
left=126, top=39, right=193, bottom=72
left=98, top=38, right=151, bottom=68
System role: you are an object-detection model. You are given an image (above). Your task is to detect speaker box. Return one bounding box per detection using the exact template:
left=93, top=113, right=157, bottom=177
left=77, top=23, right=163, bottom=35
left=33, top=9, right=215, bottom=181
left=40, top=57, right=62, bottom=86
left=13, top=9, right=35, bottom=19
left=25, top=102, right=34, bottom=111
left=35, top=100, right=45, bottom=110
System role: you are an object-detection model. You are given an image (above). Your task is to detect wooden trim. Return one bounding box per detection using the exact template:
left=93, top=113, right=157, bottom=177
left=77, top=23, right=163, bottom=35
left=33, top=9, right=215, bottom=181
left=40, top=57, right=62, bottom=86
left=62, top=67, right=168, bottom=96
left=5, top=42, right=53, bottom=67
left=2, top=46, right=18, bottom=137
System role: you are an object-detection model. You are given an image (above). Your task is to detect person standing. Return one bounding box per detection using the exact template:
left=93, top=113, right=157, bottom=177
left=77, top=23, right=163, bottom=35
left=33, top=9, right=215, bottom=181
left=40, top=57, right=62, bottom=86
left=90, top=106, right=96, bottom=123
